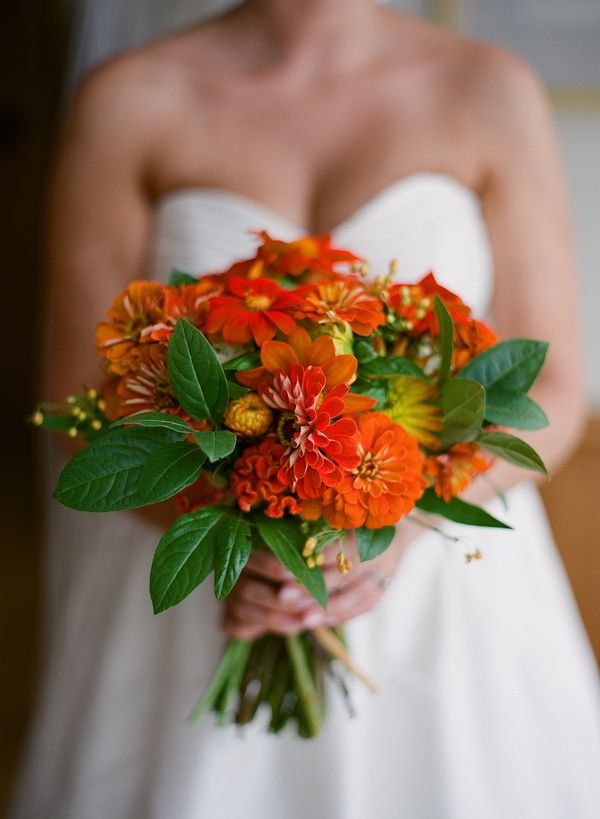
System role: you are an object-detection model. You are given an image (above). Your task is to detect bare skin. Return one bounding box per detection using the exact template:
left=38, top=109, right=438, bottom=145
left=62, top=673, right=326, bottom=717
left=46, top=0, right=585, bottom=639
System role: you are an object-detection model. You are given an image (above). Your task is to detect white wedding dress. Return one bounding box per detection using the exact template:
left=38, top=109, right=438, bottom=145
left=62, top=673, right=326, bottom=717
left=12, top=174, right=600, bottom=819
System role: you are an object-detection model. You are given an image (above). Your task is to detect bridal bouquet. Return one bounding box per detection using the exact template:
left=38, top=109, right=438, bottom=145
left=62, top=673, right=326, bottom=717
left=33, top=231, right=549, bottom=737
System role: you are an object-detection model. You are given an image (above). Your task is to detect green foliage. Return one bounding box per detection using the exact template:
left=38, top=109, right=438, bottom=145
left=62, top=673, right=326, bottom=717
left=193, top=430, right=238, bottom=462
left=53, top=426, right=182, bottom=512
left=150, top=506, right=252, bottom=612
left=416, top=489, right=512, bottom=529
left=355, top=526, right=395, bottom=561
left=459, top=339, right=548, bottom=392
left=483, top=389, right=548, bottom=430
left=434, top=296, right=454, bottom=382
left=359, top=356, right=427, bottom=381
left=168, top=269, right=198, bottom=286
left=255, top=515, right=327, bottom=608
left=353, top=338, right=379, bottom=364
left=438, top=378, right=486, bottom=448
left=138, top=442, right=206, bottom=504
left=222, top=350, right=262, bottom=371
left=478, top=431, right=548, bottom=477
left=110, top=411, right=193, bottom=435
left=167, top=320, right=229, bottom=424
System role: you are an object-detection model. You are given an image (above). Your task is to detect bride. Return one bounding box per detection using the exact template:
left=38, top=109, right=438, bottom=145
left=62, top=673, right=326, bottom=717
left=13, top=1, right=600, bottom=817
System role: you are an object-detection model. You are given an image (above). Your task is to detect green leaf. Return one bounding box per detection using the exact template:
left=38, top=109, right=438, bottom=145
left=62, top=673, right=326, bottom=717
left=53, top=426, right=180, bottom=512
left=350, top=379, right=387, bottom=405
left=222, top=350, right=262, bottom=371
left=227, top=379, right=250, bottom=400
left=138, top=441, right=206, bottom=504
left=355, top=526, right=395, bottom=561
left=478, top=431, right=548, bottom=477
left=168, top=268, right=198, bottom=287
left=167, top=319, right=229, bottom=424
left=353, top=339, right=378, bottom=363
left=255, top=515, right=327, bottom=608
left=458, top=339, right=549, bottom=393
left=484, top=389, right=549, bottom=430
left=360, top=356, right=428, bottom=381
left=416, top=489, right=512, bottom=529
left=150, top=506, right=229, bottom=612
left=438, top=378, right=485, bottom=448
left=213, top=513, right=252, bottom=599
left=193, top=430, right=237, bottom=462
left=434, top=296, right=454, bottom=382
left=110, top=411, right=193, bottom=435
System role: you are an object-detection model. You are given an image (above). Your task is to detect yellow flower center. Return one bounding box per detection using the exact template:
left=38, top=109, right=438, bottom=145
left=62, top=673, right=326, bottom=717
left=244, top=292, right=274, bottom=312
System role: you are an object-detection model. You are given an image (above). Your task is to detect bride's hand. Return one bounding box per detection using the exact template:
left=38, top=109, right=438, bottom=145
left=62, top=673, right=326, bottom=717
left=222, top=528, right=415, bottom=639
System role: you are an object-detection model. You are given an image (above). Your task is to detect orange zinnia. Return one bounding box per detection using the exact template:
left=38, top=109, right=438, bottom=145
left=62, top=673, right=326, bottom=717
left=453, top=319, right=498, bottom=370
left=223, top=231, right=361, bottom=282
left=203, top=276, right=301, bottom=346
left=425, top=442, right=492, bottom=502
left=237, top=327, right=375, bottom=414
left=115, top=344, right=180, bottom=416
left=147, top=278, right=224, bottom=342
left=96, top=281, right=166, bottom=375
left=318, top=412, right=427, bottom=529
left=231, top=436, right=302, bottom=518
left=297, top=277, right=386, bottom=336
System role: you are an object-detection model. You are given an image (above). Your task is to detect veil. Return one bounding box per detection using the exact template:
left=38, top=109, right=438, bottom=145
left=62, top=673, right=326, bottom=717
left=66, top=0, right=241, bottom=93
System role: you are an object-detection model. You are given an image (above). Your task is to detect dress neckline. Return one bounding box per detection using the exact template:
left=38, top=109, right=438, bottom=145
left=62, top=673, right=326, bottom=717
left=154, top=172, right=481, bottom=237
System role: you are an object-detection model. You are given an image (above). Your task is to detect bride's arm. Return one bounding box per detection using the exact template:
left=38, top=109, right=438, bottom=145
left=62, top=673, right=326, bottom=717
left=224, top=51, right=586, bottom=638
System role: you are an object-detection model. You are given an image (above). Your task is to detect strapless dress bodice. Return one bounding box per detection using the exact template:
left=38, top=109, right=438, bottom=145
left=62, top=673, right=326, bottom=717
left=148, top=172, right=494, bottom=317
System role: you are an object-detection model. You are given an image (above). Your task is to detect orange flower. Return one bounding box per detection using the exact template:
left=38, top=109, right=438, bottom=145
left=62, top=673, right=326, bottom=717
left=387, top=272, right=470, bottom=337
left=318, top=412, right=427, bottom=529
left=237, top=327, right=376, bottom=414
left=425, top=443, right=492, bottom=502
left=203, top=277, right=302, bottom=346
left=115, top=345, right=180, bottom=416
left=231, top=436, right=302, bottom=518
left=453, top=319, right=498, bottom=370
left=223, top=231, right=361, bottom=283
left=296, top=277, right=385, bottom=336
left=147, top=278, right=224, bottom=342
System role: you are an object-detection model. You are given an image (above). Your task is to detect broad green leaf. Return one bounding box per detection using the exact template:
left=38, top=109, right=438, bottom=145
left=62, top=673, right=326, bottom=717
left=484, top=389, right=549, bottom=430
left=350, top=379, right=387, bottom=406
left=167, top=319, right=229, bottom=424
left=110, top=411, right=193, bottom=435
left=138, top=441, right=206, bottom=503
left=434, top=296, right=454, bottom=382
left=213, top=513, right=252, bottom=599
left=438, top=378, right=485, bottom=448
left=53, top=426, right=180, bottom=512
left=416, top=490, right=512, bottom=529
left=478, top=431, right=548, bottom=477
left=150, top=506, right=231, bottom=612
left=168, top=268, right=198, bottom=287
left=458, top=339, right=548, bottom=393
left=193, top=430, right=237, bottom=462
left=255, top=515, right=327, bottom=608
left=360, top=356, right=428, bottom=381
left=353, top=338, right=378, bottom=364
left=356, top=526, right=395, bottom=561
left=222, top=350, right=262, bottom=371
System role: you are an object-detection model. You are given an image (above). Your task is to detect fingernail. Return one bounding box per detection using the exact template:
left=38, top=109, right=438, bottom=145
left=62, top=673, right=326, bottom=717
left=302, top=611, right=325, bottom=628
left=278, top=585, right=303, bottom=603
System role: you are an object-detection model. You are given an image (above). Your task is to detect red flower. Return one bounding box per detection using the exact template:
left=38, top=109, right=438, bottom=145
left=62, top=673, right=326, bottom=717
left=261, top=364, right=361, bottom=499
left=116, top=345, right=179, bottom=416
left=387, top=272, right=470, bottom=337
left=203, top=277, right=302, bottom=345
left=223, top=231, right=361, bottom=283
left=147, top=278, right=224, bottom=342
left=453, top=319, right=498, bottom=370
left=231, top=436, right=302, bottom=518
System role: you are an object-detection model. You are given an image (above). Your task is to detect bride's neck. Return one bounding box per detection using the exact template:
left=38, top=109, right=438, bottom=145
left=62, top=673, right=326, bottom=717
left=228, top=0, right=388, bottom=72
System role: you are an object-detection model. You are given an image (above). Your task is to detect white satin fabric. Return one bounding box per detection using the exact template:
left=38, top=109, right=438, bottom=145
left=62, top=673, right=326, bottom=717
left=12, top=174, right=600, bottom=819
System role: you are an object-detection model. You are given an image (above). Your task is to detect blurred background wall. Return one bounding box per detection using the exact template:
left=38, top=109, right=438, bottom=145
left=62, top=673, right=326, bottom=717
left=1, top=0, right=599, bottom=811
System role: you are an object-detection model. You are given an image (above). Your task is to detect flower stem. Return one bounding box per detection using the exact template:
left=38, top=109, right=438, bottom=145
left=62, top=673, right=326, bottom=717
left=285, top=634, right=323, bottom=737
left=187, top=638, right=251, bottom=724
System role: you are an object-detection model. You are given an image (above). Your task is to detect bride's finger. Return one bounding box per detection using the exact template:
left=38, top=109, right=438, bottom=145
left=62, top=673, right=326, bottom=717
left=324, top=574, right=383, bottom=626
left=224, top=596, right=306, bottom=635
left=234, top=576, right=315, bottom=613
left=245, top=550, right=295, bottom=583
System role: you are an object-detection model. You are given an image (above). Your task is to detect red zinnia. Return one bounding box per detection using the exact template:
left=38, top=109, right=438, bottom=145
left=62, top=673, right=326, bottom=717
left=203, top=277, right=302, bottom=345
